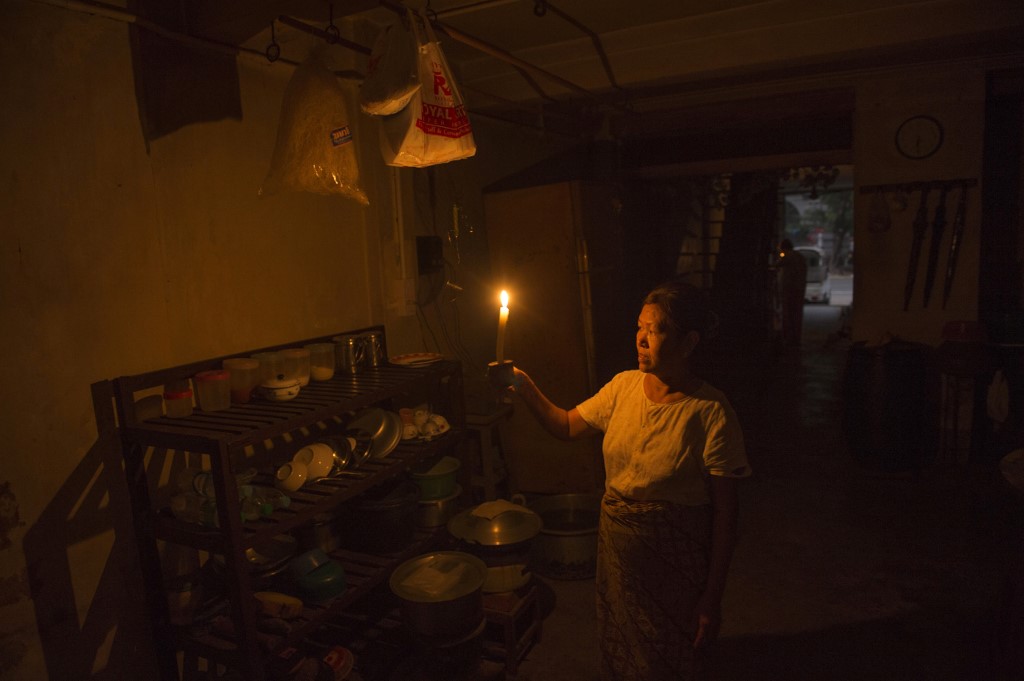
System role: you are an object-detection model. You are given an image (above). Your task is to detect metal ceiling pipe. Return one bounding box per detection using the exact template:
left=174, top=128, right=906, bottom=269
left=533, top=0, right=623, bottom=92
left=277, top=14, right=372, bottom=56
left=376, top=0, right=608, bottom=106
left=32, top=0, right=316, bottom=72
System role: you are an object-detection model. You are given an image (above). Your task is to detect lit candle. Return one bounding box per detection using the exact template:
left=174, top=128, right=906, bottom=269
left=496, top=290, right=509, bottom=362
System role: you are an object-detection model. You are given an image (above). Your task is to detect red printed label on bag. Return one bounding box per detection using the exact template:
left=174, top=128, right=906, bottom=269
left=330, top=126, right=353, bottom=146
left=432, top=64, right=453, bottom=97
left=413, top=61, right=471, bottom=138
left=417, top=103, right=471, bottom=138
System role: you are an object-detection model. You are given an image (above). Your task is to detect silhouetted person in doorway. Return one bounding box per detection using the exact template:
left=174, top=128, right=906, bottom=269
left=777, top=239, right=807, bottom=347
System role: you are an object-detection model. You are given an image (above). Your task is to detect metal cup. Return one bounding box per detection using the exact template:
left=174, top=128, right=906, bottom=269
left=361, top=331, right=385, bottom=368
left=487, top=360, right=515, bottom=388
left=333, top=335, right=365, bottom=374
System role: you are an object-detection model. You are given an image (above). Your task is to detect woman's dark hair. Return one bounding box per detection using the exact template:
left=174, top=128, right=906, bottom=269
left=643, top=278, right=719, bottom=341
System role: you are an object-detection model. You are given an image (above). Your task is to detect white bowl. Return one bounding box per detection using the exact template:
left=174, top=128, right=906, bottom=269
left=260, top=377, right=301, bottom=402
left=294, top=443, right=335, bottom=480
left=275, top=461, right=308, bottom=493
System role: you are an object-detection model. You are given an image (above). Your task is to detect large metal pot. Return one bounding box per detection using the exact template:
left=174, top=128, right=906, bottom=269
left=416, top=484, right=463, bottom=528
left=447, top=499, right=542, bottom=592
left=339, top=479, right=419, bottom=553
left=389, top=551, right=488, bottom=645
left=296, top=511, right=344, bottom=553
left=527, top=493, right=601, bottom=580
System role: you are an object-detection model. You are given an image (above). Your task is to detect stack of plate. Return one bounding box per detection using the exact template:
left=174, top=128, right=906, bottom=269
left=347, top=408, right=402, bottom=459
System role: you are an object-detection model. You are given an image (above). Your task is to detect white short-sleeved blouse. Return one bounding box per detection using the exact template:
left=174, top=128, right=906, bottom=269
left=577, top=370, right=750, bottom=506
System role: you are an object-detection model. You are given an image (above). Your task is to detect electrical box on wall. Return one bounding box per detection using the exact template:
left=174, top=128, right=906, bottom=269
left=417, top=236, right=444, bottom=275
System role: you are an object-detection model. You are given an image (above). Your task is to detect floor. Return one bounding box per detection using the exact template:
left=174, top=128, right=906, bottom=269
left=508, top=304, right=1024, bottom=681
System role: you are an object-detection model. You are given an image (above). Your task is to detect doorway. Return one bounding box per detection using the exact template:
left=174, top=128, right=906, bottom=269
left=778, top=165, right=855, bottom=347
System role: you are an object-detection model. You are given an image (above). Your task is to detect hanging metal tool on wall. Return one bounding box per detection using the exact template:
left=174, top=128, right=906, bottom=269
left=942, top=184, right=969, bottom=309
left=921, top=184, right=950, bottom=307
left=903, top=187, right=932, bottom=311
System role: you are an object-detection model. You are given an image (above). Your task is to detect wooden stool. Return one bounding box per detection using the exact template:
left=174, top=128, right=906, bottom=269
left=465, top=405, right=513, bottom=501
left=482, top=582, right=541, bottom=676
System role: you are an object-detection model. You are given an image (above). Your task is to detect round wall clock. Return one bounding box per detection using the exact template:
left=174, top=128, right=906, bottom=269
left=895, top=115, right=944, bottom=160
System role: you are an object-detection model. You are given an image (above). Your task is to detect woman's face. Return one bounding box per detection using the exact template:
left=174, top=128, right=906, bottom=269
left=637, top=304, right=677, bottom=373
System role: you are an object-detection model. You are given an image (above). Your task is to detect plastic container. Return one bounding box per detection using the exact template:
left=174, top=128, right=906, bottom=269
left=176, top=468, right=216, bottom=497
left=165, top=574, right=202, bottom=625
left=252, top=351, right=283, bottom=384
left=280, top=348, right=312, bottom=386
left=222, top=357, right=260, bottom=404
left=194, top=370, right=231, bottom=411
left=163, top=387, right=194, bottom=418
left=305, top=343, right=336, bottom=381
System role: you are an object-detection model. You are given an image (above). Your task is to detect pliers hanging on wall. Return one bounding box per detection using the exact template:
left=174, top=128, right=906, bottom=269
left=921, top=184, right=949, bottom=308
left=941, top=185, right=969, bottom=309
left=903, top=187, right=931, bottom=311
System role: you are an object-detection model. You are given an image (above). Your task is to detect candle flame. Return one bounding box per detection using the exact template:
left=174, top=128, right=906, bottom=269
left=500, top=290, right=509, bottom=308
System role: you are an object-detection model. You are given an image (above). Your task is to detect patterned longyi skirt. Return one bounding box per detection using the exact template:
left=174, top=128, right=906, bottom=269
left=596, top=491, right=712, bottom=681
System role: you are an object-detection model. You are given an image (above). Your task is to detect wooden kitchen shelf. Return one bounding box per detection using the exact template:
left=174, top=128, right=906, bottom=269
left=107, top=325, right=466, bottom=681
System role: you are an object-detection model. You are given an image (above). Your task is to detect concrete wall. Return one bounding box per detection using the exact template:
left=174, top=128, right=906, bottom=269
left=0, top=5, right=391, bottom=678
left=852, top=66, right=987, bottom=344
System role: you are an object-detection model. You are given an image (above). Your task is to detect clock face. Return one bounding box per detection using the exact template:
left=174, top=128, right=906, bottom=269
left=895, top=115, right=944, bottom=160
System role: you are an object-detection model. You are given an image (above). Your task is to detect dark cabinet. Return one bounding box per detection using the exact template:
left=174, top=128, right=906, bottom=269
left=485, top=181, right=632, bottom=493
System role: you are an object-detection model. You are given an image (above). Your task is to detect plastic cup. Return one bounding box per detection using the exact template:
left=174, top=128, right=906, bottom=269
left=280, top=348, right=312, bottom=386
left=305, top=343, right=336, bottom=381
left=194, top=370, right=231, bottom=411
left=222, top=358, right=260, bottom=404
left=252, top=352, right=283, bottom=384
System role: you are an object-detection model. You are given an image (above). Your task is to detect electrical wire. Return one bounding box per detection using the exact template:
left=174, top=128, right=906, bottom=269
left=441, top=260, right=480, bottom=368
left=408, top=167, right=480, bottom=369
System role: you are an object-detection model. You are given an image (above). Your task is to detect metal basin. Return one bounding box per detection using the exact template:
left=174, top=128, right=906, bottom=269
left=527, top=493, right=602, bottom=580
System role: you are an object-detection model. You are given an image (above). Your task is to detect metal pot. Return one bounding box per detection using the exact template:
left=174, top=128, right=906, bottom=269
left=446, top=500, right=542, bottom=546
left=416, top=484, right=463, bottom=528
left=339, top=479, right=419, bottom=553
left=411, top=455, right=461, bottom=500
left=447, top=499, right=542, bottom=592
left=296, top=508, right=344, bottom=552
left=389, top=551, right=487, bottom=645
left=527, top=493, right=601, bottom=580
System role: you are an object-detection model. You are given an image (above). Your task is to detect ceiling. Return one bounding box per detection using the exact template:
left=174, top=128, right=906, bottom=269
left=174, top=0, right=1022, bottom=166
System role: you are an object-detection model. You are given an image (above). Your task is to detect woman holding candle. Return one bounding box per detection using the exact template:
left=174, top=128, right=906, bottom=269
left=491, top=278, right=750, bottom=681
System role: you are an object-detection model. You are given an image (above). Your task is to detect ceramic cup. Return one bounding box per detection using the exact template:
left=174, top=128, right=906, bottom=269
left=275, top=461, right=308, bottom=493
left=293, top=443, right=335, bottom=480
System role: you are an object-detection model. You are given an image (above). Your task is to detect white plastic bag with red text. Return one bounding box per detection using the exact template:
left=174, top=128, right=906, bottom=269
left=379, top=12, right=476, bottom=167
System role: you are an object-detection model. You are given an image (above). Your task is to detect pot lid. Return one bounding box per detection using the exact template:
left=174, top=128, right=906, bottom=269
left=447, top=500, right=542, bottom=546
left=390, top=551, right=487, bottom=602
